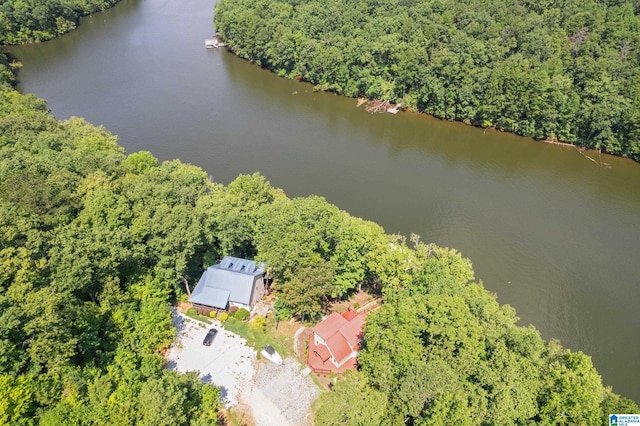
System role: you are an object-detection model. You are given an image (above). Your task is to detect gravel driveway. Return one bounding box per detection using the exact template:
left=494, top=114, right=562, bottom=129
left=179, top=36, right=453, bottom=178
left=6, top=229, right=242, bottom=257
left=166, top=311, right=322, bottom=425
left=166, top=312, right=256, bottom=407
left=252, top=357, right=320, bottom=425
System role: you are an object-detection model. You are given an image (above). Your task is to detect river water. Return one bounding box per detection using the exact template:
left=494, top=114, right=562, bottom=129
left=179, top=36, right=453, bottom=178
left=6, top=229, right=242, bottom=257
left=8, top=0, right=640, bottom=402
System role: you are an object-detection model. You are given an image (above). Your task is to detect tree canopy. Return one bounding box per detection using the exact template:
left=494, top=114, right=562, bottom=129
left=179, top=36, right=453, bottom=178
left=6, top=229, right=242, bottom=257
left=215, top=0, right=640, bottom=160
left=0, top=87, right=223, bottom=423
left=0, top=66, right=637, bottom=423
left=318, top=245, right=640, bottom=424
left=0, top=0, right=122, bottom=44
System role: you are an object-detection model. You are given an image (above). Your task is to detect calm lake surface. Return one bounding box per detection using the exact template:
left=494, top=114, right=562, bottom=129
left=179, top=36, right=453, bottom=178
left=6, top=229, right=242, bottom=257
left=8, top=0, right=640, bottom=402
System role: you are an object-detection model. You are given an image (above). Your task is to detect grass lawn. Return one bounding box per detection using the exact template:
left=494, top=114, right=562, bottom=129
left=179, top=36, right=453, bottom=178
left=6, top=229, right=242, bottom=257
left=222, top=314, right=294, bottom=358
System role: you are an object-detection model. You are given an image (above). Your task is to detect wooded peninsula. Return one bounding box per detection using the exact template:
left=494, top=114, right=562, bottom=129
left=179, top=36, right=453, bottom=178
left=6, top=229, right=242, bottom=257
left=214, top=0, right=640, bottom=161
left=1, top=0, right=640, bottom=424
left=0, top=61, right=638, bottom=424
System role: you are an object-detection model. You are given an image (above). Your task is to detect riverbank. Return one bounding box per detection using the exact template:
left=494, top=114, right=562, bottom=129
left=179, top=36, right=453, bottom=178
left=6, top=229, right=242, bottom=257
left=226, top=43, right=634, bottom=167
left=10, top=0, right=640, bottom=403
left=352, top=94, right=624, bottom=168
left=0, top=0, right=123, bottom=45
left=214, top=0, right=640, bottom=162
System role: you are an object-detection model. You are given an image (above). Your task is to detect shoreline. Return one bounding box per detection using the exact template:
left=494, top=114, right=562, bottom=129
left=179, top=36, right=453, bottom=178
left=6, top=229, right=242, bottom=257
left=223, top=48, right=637, bottom=165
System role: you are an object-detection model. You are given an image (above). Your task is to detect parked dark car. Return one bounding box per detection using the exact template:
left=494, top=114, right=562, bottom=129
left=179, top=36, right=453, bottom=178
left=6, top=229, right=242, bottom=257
left=203, top=328, right=218, bottom=346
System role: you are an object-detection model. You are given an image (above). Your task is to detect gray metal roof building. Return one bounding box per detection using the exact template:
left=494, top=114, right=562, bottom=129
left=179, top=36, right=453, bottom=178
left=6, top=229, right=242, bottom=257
left=189, top=256, right=266, bottom=310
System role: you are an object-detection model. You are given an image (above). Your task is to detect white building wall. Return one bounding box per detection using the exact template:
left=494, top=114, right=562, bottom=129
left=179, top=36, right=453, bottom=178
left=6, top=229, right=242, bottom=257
left=333, top=350, right=358, bottom=368
left=229, top=301, right=251, bottom=311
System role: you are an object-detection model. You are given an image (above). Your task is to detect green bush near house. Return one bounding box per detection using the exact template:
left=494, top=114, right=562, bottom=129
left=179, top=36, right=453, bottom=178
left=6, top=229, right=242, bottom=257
left=235, top=308, right=250, bottom=321
left=184, top=308, right=211, bottom=324
left=274, top=298, right=292, bottom=321
left=251, top=316, right=266, bottom=331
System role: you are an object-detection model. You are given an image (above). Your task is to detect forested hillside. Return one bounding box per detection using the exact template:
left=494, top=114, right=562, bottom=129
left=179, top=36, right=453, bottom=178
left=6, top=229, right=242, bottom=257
left=215, top=0, right=640, bottom=160
left=0, top=86, right=224, bottom=424
left=0, top=51, right=14, bottom=87
left=0, top=0, right=121, bottom=44
left=1, top=47, right=638, bottom=422
left=316, top=247, right=640, bottom=424
left=1, top=82, right=638, bottom=424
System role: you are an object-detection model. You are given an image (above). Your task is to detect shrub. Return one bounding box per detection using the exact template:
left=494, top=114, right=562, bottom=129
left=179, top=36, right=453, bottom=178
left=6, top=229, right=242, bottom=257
left=235, top=308, right=250, bottom=321
left=218, top=312, right=229, bottom=322
left=229, top=306, right=239, bottom=315
left=274, top=298, right=292, bottom=321
left=353, top=302, right=360, bottom=309
left=209, top=310, right=217, bottom=318
left=251, top=316, right=266, bottom=331
left=186, top=307, right=196, bottom=316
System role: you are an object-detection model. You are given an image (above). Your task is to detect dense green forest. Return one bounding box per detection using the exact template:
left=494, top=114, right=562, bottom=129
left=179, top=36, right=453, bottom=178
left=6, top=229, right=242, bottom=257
left=1, top=14, right=639, bottom=423
left=215, top=0, right=640, bottom=160
left=0, top=0, right=121, bottom=44
left=0, top=51, right=13, bottom=85
left=0, top=86, right=225, bottom=424
left=1, top=76, right=638, bottom=423
left=315, top=248, right=640, bottom=424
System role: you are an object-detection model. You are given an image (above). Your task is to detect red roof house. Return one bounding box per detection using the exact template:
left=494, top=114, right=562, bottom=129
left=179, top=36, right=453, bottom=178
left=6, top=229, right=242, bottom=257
left=307, top=311, right=365, bottom=374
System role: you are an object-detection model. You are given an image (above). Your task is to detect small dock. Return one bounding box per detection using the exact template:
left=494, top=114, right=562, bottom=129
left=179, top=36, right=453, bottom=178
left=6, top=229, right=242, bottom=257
left=386, top=103, right=403, bottom=114
left=205, top=37, right=226, bottom=49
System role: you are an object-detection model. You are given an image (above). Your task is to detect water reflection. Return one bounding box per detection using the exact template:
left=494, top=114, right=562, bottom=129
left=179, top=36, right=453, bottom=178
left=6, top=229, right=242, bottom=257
left=220, top=50, right=640, bottom=207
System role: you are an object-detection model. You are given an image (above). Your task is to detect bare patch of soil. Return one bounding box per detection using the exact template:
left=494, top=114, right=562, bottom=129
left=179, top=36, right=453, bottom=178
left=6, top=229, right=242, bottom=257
left=329, top=290, right=374, bottom=313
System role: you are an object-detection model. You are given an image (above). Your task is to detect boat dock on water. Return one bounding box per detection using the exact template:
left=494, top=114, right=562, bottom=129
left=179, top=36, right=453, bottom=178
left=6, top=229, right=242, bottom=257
left=205, top=37, right=226, bottom=49
left=387, top=103, right=402, bottom=114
